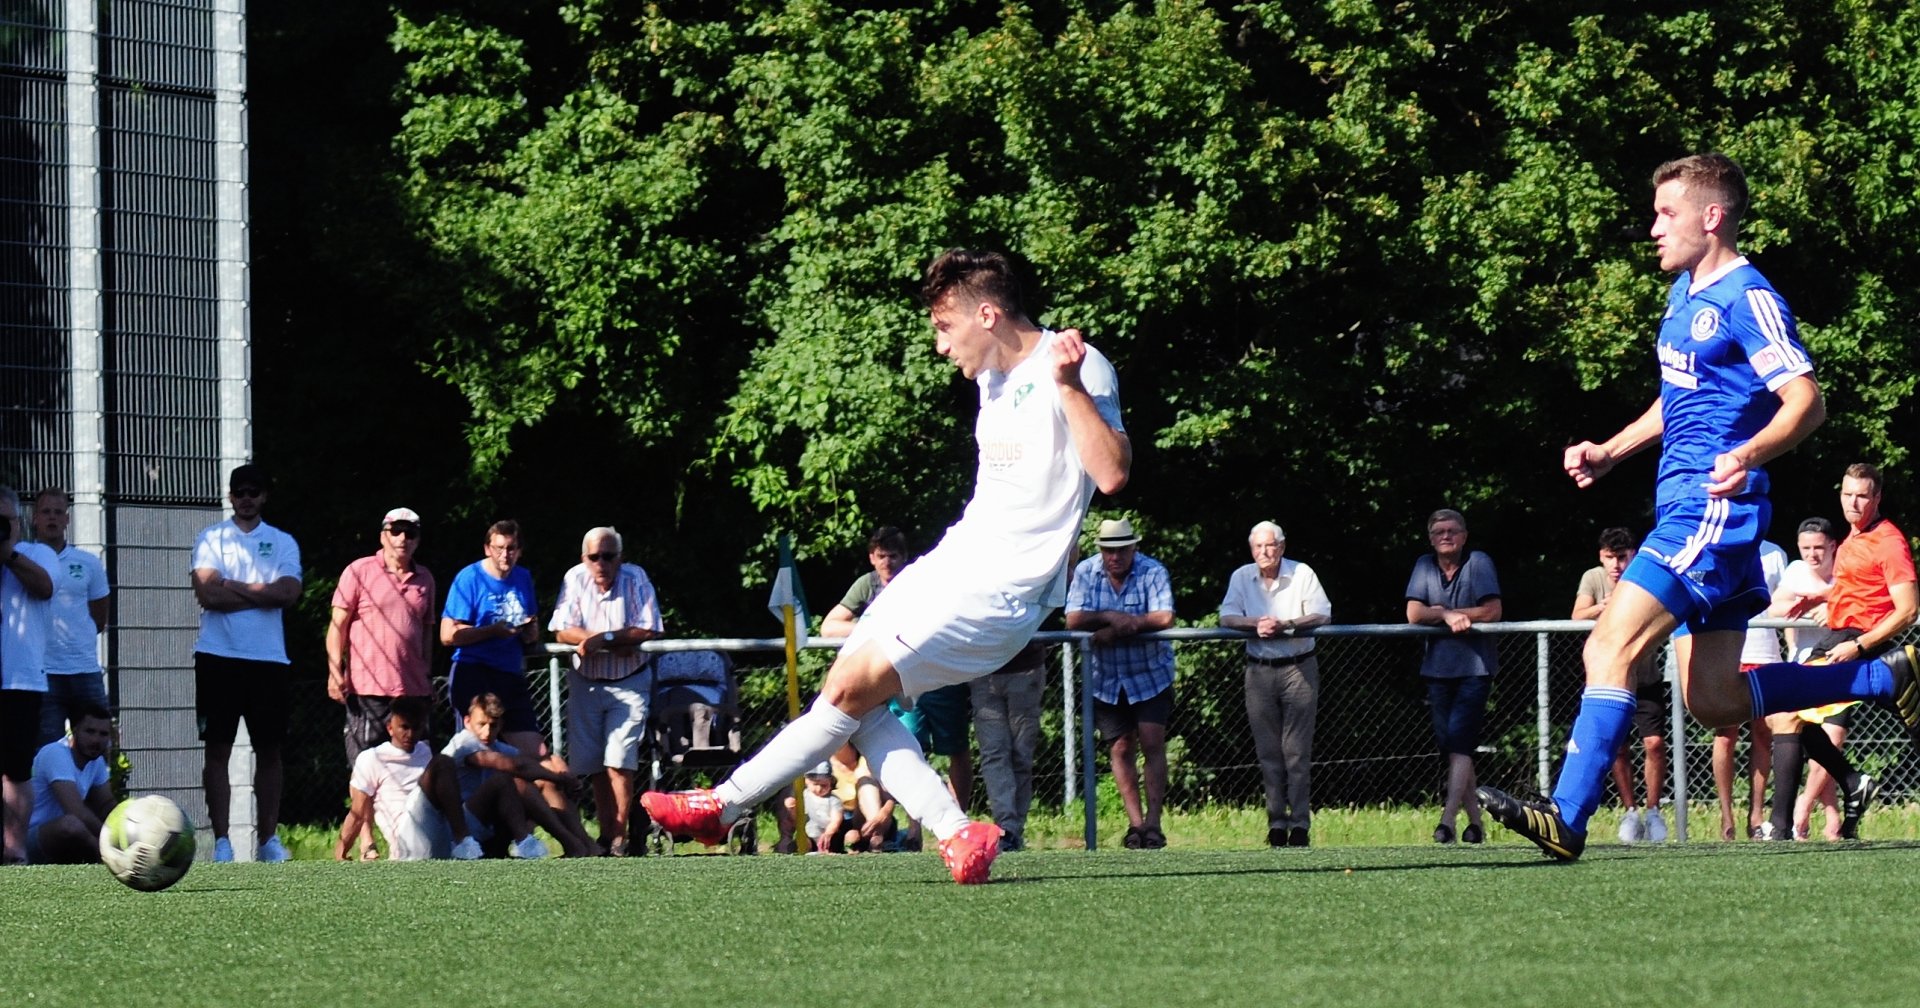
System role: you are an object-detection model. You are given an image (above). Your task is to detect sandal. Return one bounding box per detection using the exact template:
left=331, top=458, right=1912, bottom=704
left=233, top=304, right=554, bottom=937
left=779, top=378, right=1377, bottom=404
left=1142, top=827, right=1167, bottom=849
left=1461, top=823, right=1483, bottom=844
left=1122, top=825, right=1147, bottom=849
left=1433, top=823, right=1456, bottom=844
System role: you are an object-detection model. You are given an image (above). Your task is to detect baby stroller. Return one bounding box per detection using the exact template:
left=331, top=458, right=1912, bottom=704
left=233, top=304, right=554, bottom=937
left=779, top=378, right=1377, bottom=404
left=643, top=649, right=755, bottom=855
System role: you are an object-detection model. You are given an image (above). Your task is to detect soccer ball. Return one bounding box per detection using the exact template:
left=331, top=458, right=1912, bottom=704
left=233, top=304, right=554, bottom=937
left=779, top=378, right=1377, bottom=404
left=99, top=795, right=196, bottom=892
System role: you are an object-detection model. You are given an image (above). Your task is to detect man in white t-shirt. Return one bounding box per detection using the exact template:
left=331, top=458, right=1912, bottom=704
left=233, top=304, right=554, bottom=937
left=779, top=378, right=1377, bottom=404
left=645, top=248, right=1132, bottom=883
left=26, top=703, right=116, bottom=863
left=1715, top=538, right=1788, bottom=841
left=190, top=464, right=302, bottom=863
left=1, top=485, right=57, bottom=864
left=335, top=697, right=480, bottom=861
left=30, top=489, right=111, bottom=746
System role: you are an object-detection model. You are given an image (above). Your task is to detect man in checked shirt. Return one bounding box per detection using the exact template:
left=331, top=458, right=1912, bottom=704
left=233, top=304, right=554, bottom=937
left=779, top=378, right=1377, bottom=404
left=1066, top=517, right=1176, bottom=849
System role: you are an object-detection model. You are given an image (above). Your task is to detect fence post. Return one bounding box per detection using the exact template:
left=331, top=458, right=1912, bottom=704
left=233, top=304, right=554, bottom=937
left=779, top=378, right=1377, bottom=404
left=1666, top=644, right=1688, bottom=843
left=547, top=654, right=565, bottom=760
left=1536, top=632, right=1551, bottom=793
left=1060, top=640, right=1077, bottom=806
left=1080, top=635, right=1098, bottom=851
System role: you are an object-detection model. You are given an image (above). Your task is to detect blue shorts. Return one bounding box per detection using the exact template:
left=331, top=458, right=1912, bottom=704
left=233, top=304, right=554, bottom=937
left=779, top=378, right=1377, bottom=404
left=1424, top=676, right=1488, bottom=756
left=1622, top=492, right=1771, bottom=636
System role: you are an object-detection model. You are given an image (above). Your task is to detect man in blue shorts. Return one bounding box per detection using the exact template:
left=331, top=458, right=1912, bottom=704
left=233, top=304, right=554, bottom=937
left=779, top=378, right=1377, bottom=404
left=1479, top=153, right=1919, bottom=860
left=644, top=248, right=1132, bottom=883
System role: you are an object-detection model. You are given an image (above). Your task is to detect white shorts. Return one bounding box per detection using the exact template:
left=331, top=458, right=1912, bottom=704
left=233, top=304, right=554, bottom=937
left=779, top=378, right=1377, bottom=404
left=845, top=563, right=1049, bottom=700
left=566, top=671, right=650, bottom=775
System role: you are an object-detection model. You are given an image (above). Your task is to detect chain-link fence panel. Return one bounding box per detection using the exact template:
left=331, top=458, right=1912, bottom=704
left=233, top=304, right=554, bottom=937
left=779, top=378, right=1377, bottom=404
left=280, top=622, right=1919, bottom=836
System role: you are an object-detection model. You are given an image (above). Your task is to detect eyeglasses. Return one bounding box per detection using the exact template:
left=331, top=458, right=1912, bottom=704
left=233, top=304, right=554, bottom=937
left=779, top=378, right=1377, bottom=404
left=586, top=552, right=620, bottom=562
left=385, top=524, right=420, bottom=539
left=232, top=487, right=264, bottom=499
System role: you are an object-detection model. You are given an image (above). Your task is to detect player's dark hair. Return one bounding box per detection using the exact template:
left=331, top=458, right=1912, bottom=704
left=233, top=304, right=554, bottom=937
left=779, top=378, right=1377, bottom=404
left=1597, top=527, right=1636, bottom=554
left=868, top=525, right=907, bottom=555
left=389, top=696, right=431, bottom=725
left=69, top=702, right=113, bottom=728
left=1797, top=516, right=1837, bottom=540
left=1653, top=153, right=1748, bottom=226
left=1843, top=462, right=1883, bottom=494
left=921, top=249, right=1027, bottom=317
left=485, top=519, right=521, bottom=545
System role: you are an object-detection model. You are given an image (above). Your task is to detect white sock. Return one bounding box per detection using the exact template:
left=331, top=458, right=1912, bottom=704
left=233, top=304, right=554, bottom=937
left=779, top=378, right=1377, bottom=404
left=853, top=705, right=971, bottom=840
left=713, top=697, right=860, bottom=821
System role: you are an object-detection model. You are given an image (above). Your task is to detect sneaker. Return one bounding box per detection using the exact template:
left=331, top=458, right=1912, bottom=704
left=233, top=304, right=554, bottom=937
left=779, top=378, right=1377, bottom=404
left=1839, top=772, right=1880, bottom=840
left=937, top=821, right=1004, bottom=885
left=1478, top=786, right=1586, bottom=862
left=1752, top=821, right=1783, bottom=842
left=607, top=837, right=631, bottom=858
left=1460, top=823, right=1483, bottom=845
left=1645, top=807, right=1668, bottom=843
left=257, top=834, right=292, bottom=863
left=998, top=833, right=1025, bottom=853
left=638, top=789, right=731, bottom=847
left=1433, top=823, right=1455, bottom=844
left=510, top=834, right=550, bottom=859
left=1884, top=645, right=1920, bottom=728
left=1617, top=808, right=1644, bottom=844
left=1266, top=827, right=1287, bottom=848
left=1287, top=827, right=1310, bottom=848
left=451, top=836, right=483, bottom=861
left=212, top=837, right=235, bottom=863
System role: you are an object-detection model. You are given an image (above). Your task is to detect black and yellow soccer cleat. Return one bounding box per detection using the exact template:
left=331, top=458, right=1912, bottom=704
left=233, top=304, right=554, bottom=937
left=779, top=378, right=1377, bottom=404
left=1883, top=645, right=1920, bottom=730
left=1477, top=786, right=1586, bottom=862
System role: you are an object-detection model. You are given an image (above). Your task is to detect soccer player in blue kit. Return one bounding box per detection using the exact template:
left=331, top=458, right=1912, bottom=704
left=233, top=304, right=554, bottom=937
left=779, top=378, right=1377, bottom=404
left=1479, top=153, right=1919, bottom=860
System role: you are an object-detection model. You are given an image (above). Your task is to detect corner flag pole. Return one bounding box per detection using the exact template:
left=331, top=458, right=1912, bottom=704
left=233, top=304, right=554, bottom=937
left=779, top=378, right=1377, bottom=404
left=768, top=533, right=811, bottom=840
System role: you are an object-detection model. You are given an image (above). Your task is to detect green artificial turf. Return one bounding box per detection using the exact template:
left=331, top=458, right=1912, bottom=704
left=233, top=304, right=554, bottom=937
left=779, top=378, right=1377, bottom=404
left=10, top=839, right=1920, bottom=1008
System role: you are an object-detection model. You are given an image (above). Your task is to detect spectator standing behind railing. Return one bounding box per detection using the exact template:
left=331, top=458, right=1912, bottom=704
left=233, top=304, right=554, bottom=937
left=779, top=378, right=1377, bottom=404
left=189, top=465, right=300, bottom=864
left=29, top=489, right=110, bottom=747
left=1763, top=464, right=1918, bottom=841
left=547, top=526, right=662, bottom=858
left=326, top=506, right=436, bottom=861
left=970, top=640, right=1047, bottom=852
left=1219, top=520, right=1330, bottom=849
left=440, top=520, right=544, bottom=757
left=1066, top=518, right=1176, bottom=850
left=1405, top=508, right=1500, bottom=845
left=1763, top=516, right=1838, bottom=839
left=1718, top=537, right=1787, bottom=841
left=1571, top=527, right=1670, bottom=844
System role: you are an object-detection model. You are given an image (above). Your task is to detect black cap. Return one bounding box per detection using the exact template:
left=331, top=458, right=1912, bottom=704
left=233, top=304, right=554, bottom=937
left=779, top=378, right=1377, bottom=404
left=229, top=463, right=270, bottom=492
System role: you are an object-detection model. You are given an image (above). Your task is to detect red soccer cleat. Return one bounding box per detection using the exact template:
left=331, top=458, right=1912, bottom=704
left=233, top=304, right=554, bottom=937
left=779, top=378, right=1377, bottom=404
left=938, top=821, right=1005, bottom=885
left=640, top=789, right=730, bottom=847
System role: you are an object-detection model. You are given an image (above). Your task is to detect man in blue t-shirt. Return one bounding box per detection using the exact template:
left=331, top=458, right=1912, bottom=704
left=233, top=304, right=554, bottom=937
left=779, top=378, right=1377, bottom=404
left=439, top=519, right=544, bottom=759
left=1480, top=153, right=1920, bottom=861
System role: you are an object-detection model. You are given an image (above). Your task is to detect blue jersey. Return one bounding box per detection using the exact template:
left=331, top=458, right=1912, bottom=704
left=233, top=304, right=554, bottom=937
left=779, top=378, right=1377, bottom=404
left=1654, top=257, right=1812, bottom=504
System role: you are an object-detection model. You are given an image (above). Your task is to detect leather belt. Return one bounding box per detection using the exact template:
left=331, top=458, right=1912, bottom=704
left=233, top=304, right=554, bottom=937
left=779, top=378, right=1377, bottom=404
left=1247, top=650, right=1313, bottom=667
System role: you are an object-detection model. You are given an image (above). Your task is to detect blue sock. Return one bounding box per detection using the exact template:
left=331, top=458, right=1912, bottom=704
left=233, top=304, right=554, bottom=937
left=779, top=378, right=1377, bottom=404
left=1742, top=658, right=1891, bottom=718
left=1550, top=687, right=1637, bottom=835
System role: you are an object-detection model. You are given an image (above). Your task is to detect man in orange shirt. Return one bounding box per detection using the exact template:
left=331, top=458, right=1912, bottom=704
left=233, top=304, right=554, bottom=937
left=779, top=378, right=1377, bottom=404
left=1770, top=463, right=1917, bottom=839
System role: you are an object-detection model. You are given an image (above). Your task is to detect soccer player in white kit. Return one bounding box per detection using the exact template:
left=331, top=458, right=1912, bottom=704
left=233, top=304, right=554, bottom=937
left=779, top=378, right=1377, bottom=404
left=643, top=249, right=1131, bottom=883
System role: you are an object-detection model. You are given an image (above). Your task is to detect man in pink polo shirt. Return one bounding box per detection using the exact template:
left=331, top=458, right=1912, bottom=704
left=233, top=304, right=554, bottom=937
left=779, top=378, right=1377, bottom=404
left=327, top=506, right=437, bottom=860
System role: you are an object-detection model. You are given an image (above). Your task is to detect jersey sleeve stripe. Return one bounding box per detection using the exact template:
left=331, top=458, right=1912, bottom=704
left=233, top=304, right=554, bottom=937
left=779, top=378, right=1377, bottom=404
left=1746, top=288, right=1810, bottom=371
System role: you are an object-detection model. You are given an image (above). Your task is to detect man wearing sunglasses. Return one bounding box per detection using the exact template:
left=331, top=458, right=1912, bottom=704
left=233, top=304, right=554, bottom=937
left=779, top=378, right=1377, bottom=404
left=190, top=464, right=302, bottom=862
left=548, top=526, right=662, bottom=856
left=326, top=507, right=437, bottom=860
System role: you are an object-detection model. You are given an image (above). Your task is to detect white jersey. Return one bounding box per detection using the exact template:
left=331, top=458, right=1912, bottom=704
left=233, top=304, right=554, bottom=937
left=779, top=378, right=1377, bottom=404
left=191, top=518, right=302, bottom=663
left=350, top=741, right=433, bottom=845
left=1739, top=540, right=1789, bottom=665
left=44, top=544, right=109, bottom=675
left=918, top=330, right=1124, bottom=607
